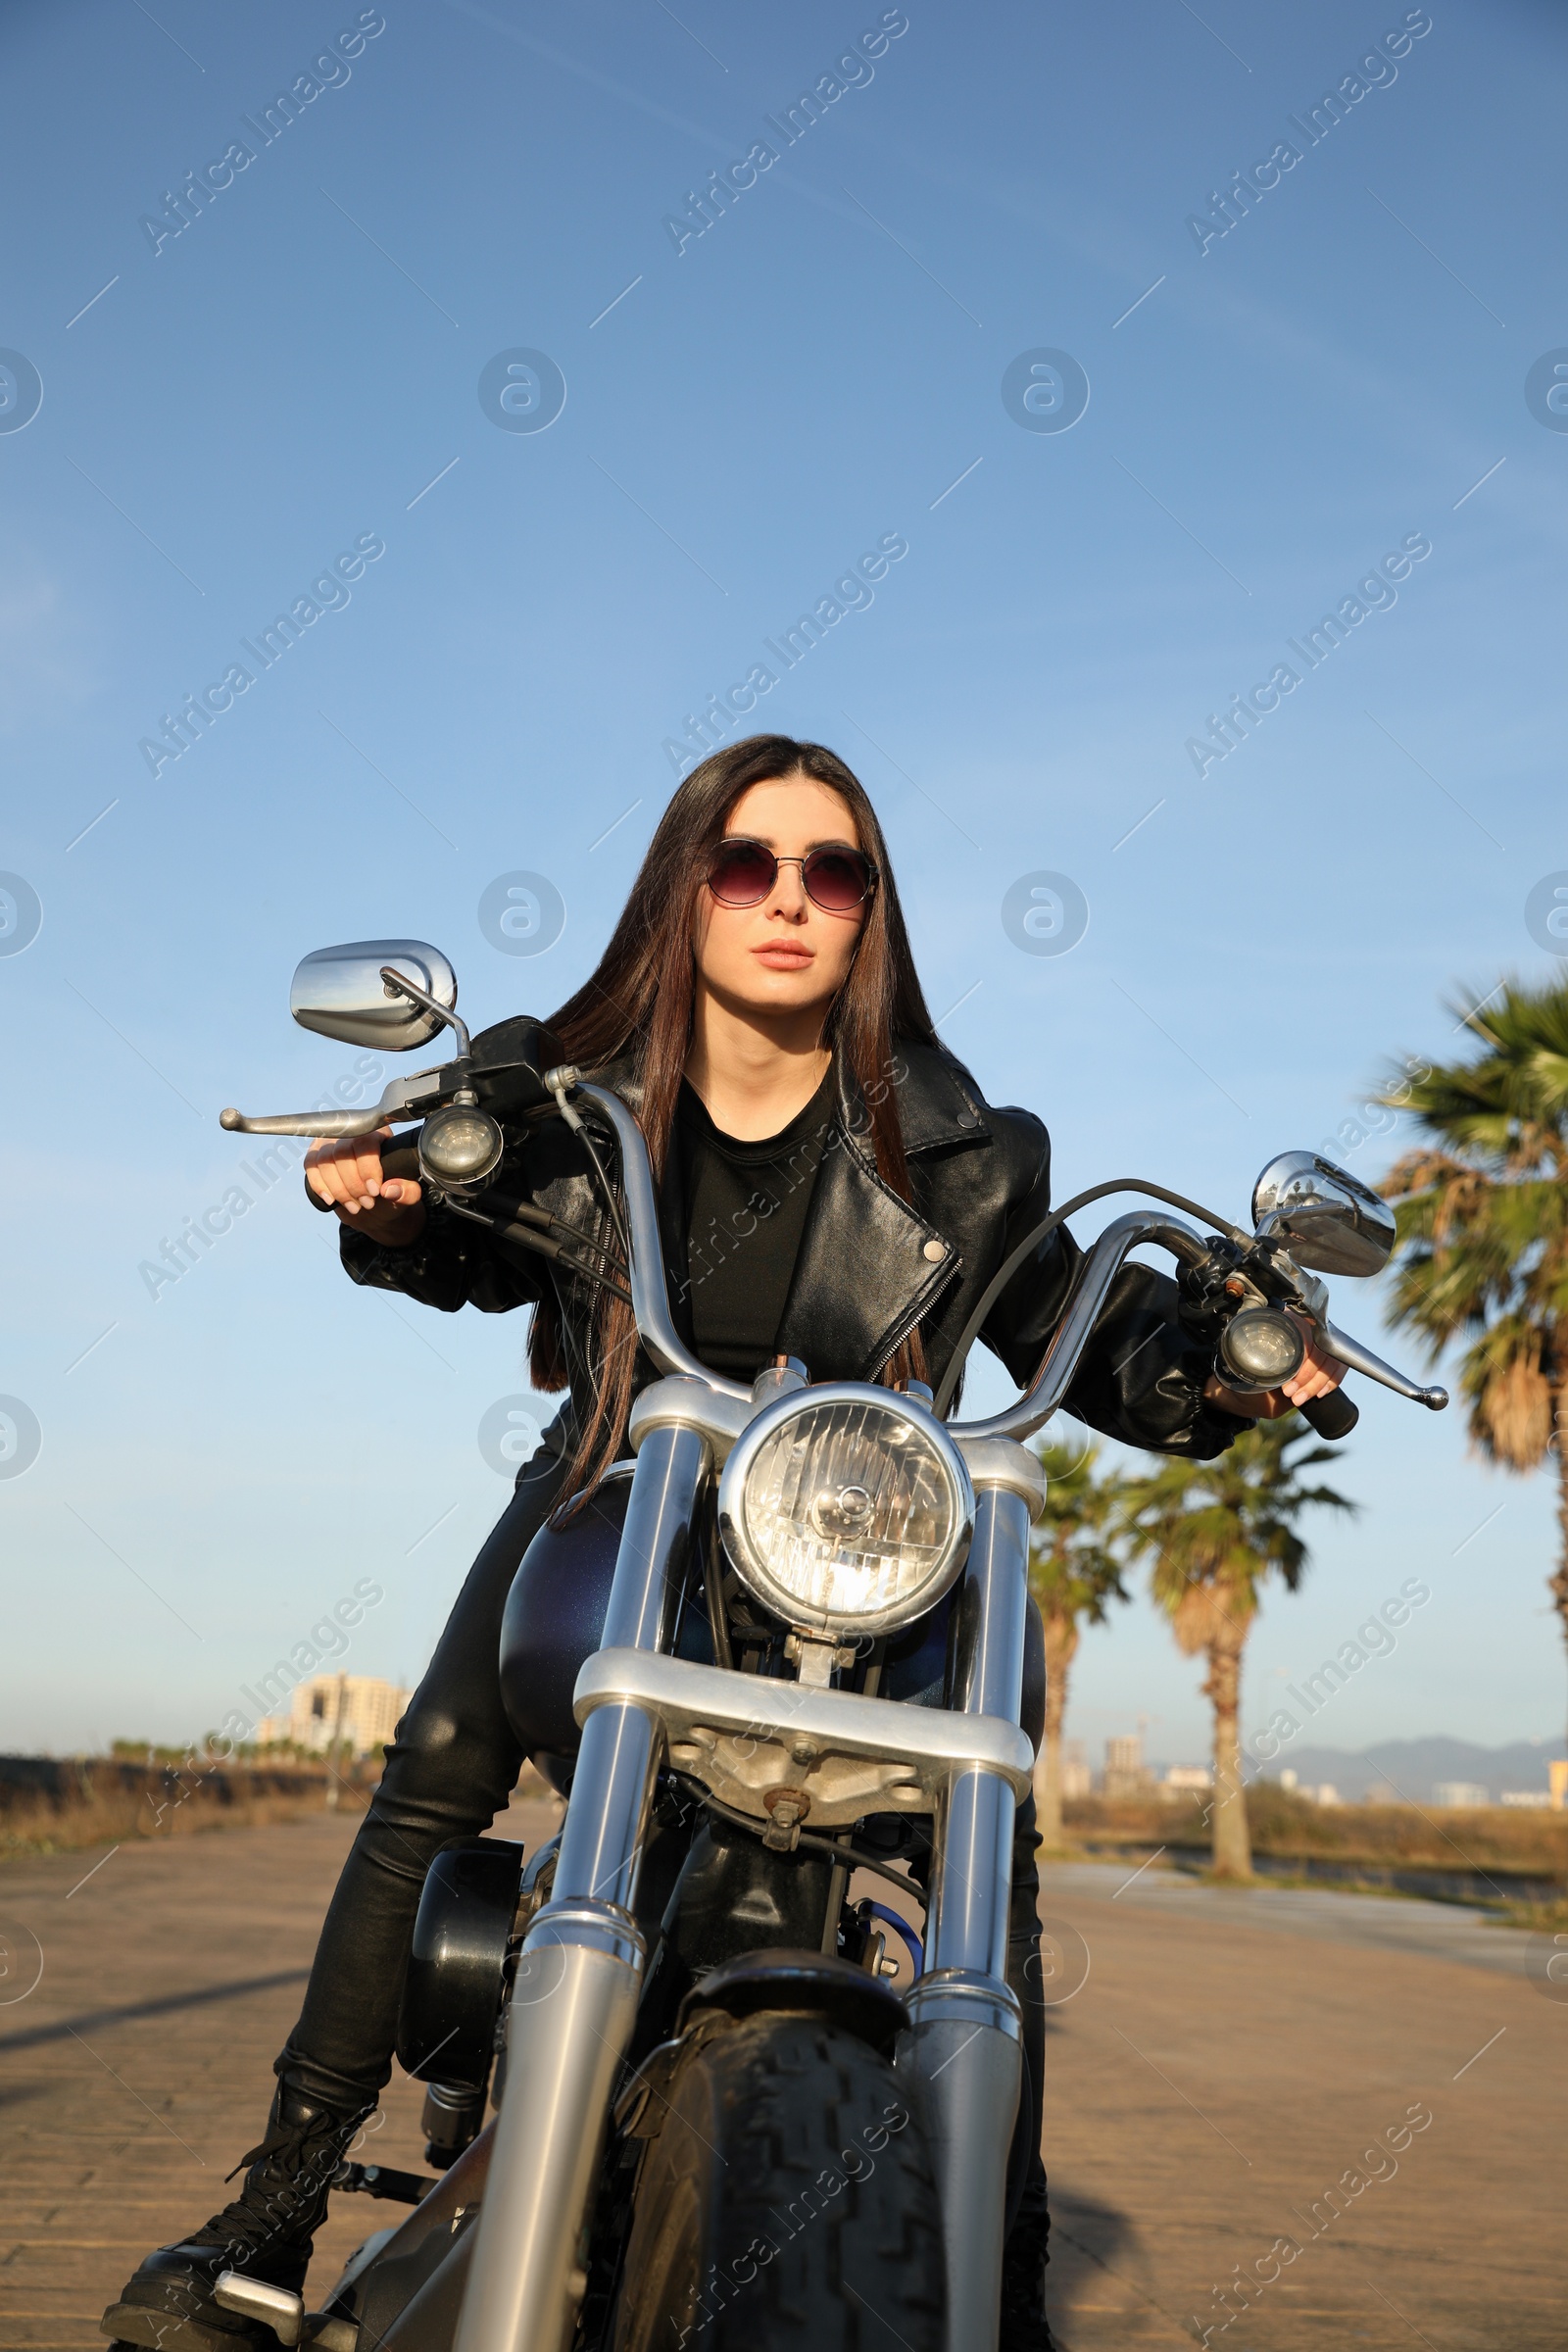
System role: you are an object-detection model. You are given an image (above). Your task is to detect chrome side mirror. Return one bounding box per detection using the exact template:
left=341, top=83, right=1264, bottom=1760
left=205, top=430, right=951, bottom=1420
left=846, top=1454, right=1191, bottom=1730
left=1250, top=1152, right=1397, bottom=1277
left=290, top=940, right=458, bottom=1053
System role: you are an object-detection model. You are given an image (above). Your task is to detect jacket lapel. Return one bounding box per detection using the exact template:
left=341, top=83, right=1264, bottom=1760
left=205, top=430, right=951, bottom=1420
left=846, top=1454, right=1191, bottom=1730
left=773, top=1051, right=974, bottom=1382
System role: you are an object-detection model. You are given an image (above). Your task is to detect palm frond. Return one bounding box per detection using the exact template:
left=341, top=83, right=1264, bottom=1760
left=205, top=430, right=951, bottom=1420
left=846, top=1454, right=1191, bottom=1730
left=1026, top=1438, right=1134, bottom=1634
left=1378, top=975, right=1568, bottom=1460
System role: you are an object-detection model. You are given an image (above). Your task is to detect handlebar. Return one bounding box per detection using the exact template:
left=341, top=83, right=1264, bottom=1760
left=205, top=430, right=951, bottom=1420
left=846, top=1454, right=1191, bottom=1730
left=569, top=1080, right=751, bottom=1403
left=949, top=1209, right=1214, bottom=1444
left=221, top=1052, right=1448, bottom=1434
left=553, top=1099, right=1444, bottom=1438
left=953, top=1215, right=1444, bottom=1439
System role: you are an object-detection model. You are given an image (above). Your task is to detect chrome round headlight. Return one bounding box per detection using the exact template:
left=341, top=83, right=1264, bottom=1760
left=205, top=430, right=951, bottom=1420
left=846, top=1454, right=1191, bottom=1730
left=717, top=1387, right=974, bottom=1638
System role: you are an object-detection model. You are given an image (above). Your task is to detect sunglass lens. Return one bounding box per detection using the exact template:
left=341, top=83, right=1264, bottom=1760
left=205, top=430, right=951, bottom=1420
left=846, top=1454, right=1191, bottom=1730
left=805, top=849, right=871, bottom=911
left=709, top=841, right=776, bottom=905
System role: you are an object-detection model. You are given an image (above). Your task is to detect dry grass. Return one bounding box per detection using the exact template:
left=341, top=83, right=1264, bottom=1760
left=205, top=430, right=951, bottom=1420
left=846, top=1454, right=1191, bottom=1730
left=1489, top=1892, right=1568, bottom=1932
left=1062, top=1785, right=1568, bottom=1878
left=0, top=1765, right=368, bottom=1862
left=0, top=1754, right=561, bottom=1864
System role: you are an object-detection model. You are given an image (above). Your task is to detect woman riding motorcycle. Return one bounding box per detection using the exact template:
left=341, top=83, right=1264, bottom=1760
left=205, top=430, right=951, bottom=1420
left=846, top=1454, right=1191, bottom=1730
left=106, top=736, right=1343, bottom=2352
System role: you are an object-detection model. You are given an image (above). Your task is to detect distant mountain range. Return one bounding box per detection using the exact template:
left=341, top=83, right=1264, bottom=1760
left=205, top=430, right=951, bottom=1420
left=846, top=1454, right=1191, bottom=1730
left=1238, top=1736, right=1562, bottom=1802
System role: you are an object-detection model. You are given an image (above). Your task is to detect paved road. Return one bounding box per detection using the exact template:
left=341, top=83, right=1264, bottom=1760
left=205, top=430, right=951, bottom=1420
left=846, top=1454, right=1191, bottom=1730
left=1048, top=1856, right=1544, bottom=1979
left=1037, top=1858, right=1563, bottom=2352
left=0, top=1821, right=1561, bottom=2351
left=0, top=1800, right=559, bottom=2352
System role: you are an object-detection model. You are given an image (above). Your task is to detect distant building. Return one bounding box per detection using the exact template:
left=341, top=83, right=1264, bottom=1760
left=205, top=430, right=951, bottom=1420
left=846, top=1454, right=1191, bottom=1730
left=1161, top=1765, right=1211, bottom=1794
left=1281, top=1768, right=1346, bottom=1803
left=256, top=1674, right=411, bottom=1758
left=1434, top=1781, right=1491, bottom=1809
left=1102, top=1735, right=1155, bottom=1800
left=1499, top=1790, right=1552, bottom=1808
left=1060, top=1740, right=1092, bottom=1799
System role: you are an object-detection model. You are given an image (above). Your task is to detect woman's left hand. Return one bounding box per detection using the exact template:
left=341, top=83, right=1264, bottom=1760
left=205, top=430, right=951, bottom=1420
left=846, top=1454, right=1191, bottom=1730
left=1205, top=1312, right=1348, bottom=1421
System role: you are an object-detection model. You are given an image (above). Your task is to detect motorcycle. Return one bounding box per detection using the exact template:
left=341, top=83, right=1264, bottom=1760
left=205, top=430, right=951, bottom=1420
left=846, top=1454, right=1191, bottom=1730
left=207, top=939, right=1447, bottom=2352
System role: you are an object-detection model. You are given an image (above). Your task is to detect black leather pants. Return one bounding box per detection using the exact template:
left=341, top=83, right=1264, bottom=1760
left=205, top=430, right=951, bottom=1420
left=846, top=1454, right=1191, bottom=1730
left=276, top=1444, right=570, bottom=2109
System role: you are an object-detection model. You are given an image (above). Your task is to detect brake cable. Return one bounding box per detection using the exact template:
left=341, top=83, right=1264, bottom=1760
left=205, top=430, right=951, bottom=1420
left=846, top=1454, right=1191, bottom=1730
left=930, top=1177, right=1248, bottom=1420
left=442, top=1196, right=632, bottom=1306
left=480, top=1187, right=629, bottom=1282
left=548, top=1077, right=634, bottom=1268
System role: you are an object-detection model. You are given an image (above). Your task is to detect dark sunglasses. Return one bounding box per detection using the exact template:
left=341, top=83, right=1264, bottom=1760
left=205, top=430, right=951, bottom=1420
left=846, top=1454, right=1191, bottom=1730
left=706, top=836, right=879, bottom=914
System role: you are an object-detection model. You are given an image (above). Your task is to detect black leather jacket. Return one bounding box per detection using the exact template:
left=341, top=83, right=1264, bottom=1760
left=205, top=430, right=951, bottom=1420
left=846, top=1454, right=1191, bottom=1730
left=339, top=1023, right=1243, bottom=1460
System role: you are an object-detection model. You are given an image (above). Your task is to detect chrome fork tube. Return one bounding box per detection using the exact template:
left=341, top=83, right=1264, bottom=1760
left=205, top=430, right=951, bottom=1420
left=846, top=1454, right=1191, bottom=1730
left=931, top=1480, right=1028, bottom=1979
left=548, top=1421, right=707, bottom=1914
left=454, top=1422, right=708, bottom=2352
left=901, top=1479, right=1033, bottom=2352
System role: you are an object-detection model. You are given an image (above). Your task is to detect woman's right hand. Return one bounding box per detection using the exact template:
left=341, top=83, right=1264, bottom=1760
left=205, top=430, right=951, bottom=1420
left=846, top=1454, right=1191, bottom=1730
left=305, top=1128, right=427, bottom=1247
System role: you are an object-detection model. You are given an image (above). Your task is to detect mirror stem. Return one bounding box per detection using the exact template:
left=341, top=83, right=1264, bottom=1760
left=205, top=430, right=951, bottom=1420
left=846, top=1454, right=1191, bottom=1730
left=378, top=965, right=471, bottom=1060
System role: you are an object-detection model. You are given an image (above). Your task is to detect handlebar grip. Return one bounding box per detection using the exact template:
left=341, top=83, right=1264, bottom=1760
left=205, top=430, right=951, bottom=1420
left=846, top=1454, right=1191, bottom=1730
left=1298, top=1389, right=1358, bottom=1441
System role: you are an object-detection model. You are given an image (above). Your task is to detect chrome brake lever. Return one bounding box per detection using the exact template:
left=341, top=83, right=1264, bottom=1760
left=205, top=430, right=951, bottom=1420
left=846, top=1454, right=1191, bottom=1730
left=219, top=1066, right=452, bottom=1139
left=1318, top=1321, right=1447, bottom=1409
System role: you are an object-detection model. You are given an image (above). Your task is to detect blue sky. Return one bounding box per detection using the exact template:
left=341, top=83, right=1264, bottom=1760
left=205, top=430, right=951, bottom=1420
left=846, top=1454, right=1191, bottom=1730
left=3, top=0, right=1566, bottom=1772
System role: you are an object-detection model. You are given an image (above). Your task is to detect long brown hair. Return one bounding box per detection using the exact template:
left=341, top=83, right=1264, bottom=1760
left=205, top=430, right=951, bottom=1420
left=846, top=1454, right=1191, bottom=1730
left=533, top=736, right=937, bottom=1500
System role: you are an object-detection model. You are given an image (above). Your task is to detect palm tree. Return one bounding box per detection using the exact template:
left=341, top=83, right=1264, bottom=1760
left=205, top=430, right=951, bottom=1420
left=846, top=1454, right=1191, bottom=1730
left=1376, top=978, right=1568, bottom=1743
left=1117, top=1423, right=1355, bottom=1880
left=1026, top=1438, right=1130, bottom=1849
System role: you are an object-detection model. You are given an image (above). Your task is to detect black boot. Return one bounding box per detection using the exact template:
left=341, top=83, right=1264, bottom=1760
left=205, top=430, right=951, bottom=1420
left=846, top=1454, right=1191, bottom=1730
left=1000, top=2166, right=1056, bottom=2352
left=101, top=2084, right=372, bottom=2351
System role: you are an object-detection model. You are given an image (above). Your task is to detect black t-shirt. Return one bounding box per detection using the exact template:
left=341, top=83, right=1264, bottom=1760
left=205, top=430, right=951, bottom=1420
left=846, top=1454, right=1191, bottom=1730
left=673, top=1069, right=837, bottom=1382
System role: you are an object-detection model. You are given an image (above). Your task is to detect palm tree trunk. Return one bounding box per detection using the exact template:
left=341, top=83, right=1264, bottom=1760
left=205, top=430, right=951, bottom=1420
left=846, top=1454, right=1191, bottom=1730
left=1553, top=1381, right=1568, bottom=1836
left=1203, top=1625, right=1251, bottom=1880
left=1034, top=1621, right=1077, bottom=1849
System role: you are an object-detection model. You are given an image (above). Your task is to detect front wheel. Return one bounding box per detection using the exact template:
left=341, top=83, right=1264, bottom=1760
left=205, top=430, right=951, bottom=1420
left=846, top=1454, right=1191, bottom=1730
left=609, top=2011, right=946, bottom=2350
